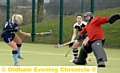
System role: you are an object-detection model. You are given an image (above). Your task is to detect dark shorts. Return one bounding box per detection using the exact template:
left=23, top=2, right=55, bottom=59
left=2, top=34, right=15, bottom=43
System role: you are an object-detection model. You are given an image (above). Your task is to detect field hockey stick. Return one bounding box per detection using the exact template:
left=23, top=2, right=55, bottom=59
left=65, top=48, right=72, bottom=57
left=32, top=30, right=52, bottom=36
left=54, top=40, right=77, bottom=48
left=64, top=40, right=78, bottom=57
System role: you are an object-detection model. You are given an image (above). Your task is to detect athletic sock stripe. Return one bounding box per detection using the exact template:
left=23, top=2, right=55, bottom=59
left=72, top=48, right=78, bottom=59
left=73, top=53, right=78, bottom=54
left=73, top=50, right=78, bottom=52
left=74, top=56, right=78, bottom=59
left=74, top=54, right=78, bottom=56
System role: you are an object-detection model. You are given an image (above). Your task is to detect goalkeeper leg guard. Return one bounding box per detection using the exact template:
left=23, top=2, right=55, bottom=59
left=91, top=40, right=107, bottom=67
left=73, top=45, right=87, bottom=65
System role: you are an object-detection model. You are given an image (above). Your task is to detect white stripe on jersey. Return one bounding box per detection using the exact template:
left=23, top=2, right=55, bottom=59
left=73, top=21, right=87, bottom=28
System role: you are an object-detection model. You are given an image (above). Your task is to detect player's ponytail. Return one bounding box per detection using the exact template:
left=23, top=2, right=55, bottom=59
left=11, top=14, right=23, bottom=24
left=11, top=14, right=16, bottom=24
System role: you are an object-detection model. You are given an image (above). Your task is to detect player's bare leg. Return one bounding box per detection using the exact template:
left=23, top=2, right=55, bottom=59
left=13, top=34, right=24, bottom=60
left=7, top=41, right=19, bottom=66
left=69, top=41, right=81, bottom=62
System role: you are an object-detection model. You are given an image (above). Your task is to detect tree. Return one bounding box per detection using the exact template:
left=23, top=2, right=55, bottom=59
left=37, top=0, right=44, bottom=22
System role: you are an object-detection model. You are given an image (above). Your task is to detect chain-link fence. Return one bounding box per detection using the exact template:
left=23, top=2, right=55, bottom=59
left=44, top=0, right=120, bottom=18
left=0, top=0, right=120, bottom=48
left=0, top=0, right=32, bottom=28
left=0, top=1, right=6, bottom=28
left=0, top=0, right=120, bottom=27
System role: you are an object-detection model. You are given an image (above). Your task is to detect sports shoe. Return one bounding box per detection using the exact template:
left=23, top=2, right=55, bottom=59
left=98, top=61, right=105, bottom=67
left=69, top=57, right=78, bottom=63
left=18, top=56, right=24, bottom=60
left=14, top=62, right=19, bottom=66
left=69, top=59, right=77, bottom=63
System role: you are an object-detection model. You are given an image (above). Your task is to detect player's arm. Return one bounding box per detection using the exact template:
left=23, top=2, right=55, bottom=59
left=82, top=36, right=89, bottom=45
left=17, top=30, right=31, bottom=37
left=97, top=16, right=109, bottom=25
left=80, top=27, right=87, bottom=35
left=69, top=28, right=77, bottom=47
left=98, top=13, right=120, bottom=25
left=71, top=28, right=77, bottom=41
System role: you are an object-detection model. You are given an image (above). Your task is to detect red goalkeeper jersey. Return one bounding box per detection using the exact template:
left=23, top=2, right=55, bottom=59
left=80, top=16, right=109, bottom=42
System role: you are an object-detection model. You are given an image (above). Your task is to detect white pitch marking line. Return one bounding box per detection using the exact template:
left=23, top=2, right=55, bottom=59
left=0, top=49, right=65, bottom=56
left=0, top=54, right=44, bottom=55
left=0, top=49, right=120, bottom=61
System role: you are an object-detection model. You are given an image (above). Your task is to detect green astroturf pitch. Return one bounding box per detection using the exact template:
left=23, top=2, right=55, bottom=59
left=0, top=41, right=120, bottom=73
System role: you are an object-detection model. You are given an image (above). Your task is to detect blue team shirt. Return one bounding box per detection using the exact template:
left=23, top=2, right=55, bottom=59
left=1, top=18, right=20, bottom=37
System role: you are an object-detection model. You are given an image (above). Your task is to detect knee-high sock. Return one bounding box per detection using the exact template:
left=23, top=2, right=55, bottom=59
left=73, top=48, right=78, bottom=59
left=16, top=44, right=22, bottom=56
left=12, top=50, right=18, bottom=63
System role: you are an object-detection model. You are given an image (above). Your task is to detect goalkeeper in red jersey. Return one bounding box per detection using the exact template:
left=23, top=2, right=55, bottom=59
left=73, top=12, right=120, bottom=67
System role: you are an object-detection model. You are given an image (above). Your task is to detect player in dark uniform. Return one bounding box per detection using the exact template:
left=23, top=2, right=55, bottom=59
left=1, top=14, right=31, bottom=66
left=69, top=14, right=88, bottom=62
left=73, top=12, right=120, bottom=67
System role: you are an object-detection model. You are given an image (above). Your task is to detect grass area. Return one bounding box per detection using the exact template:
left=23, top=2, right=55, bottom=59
left=22, top=7, right=120, bottom=48
left=0, top=41, right=120, bottom=73
left=0, top=7, right=120, bottom=48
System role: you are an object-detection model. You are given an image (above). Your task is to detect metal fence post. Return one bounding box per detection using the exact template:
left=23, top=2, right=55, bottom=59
left=32, top=0, right=36, bottom=42
left=59, top=0, right=64, bottom=44
left=90, top=0, right=94, bottom=14
left=81, top=0, right=83, bottom=13
left=6, top=0, right=10, bottom=21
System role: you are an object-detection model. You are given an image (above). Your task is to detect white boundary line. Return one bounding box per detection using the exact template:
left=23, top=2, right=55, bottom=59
left=0, top=49, right=120, bottom=61
left=0, top=49, right=66, bottom=56
left=0, top=54, right=45, bottom=55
